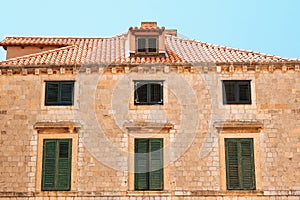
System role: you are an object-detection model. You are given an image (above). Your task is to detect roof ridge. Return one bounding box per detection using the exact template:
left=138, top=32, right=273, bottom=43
left=2, top=34, right=127, bottom=40
left=0, top=45, right=78, bottom=63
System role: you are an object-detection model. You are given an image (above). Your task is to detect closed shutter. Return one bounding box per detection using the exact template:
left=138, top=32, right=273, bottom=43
left=150, top=83, right=163, bottom=104
left=45, top=82, right=59, bottom=105
left=135, top=83, right=148, bottom=104
left=134, top=139, right=149, bottom=190
left=42, top=139, right=72, bottom=191
left=134, top=138, right=163, bottom=190
left=57, top=139, right=72, bottom=190
left=225, top=138, right=255, bottom=190
left=149, top=139, right=163, bottom=190
left=42, top=140, right=57, bottom=190
left=60, top=82, right=74, bottom=105
left=240, top=139, right=255, bottom=189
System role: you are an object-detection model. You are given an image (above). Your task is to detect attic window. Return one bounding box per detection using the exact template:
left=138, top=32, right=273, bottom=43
left=136, top=36, right=158, bottom=54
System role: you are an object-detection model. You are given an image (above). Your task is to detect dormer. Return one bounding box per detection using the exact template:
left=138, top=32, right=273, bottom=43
left=127, top=22, right=176, bottom=57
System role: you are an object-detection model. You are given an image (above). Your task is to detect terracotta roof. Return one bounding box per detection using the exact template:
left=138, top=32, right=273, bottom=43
left=0, top=34, right=298, bottom=67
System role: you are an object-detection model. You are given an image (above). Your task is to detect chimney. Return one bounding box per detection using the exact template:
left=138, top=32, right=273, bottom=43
left=141, top=22, right=157, bottom=29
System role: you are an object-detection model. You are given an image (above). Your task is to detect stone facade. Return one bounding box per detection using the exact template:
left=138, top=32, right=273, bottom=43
left=0, top=23, right=299, bottom=199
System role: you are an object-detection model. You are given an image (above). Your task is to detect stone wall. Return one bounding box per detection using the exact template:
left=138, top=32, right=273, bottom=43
left=0, top=65, right=299, bottom=199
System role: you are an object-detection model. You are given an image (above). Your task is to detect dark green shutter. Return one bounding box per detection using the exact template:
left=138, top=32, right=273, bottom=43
left=149, top=139, right=163, bottom=190
left=60, top=82, right=74, bottom=105
left=45, top=82, right=59, bottom=105
left=225, top=138, right=255, bottom=190
left=42, top=139, right=72, bottom=191
left=45, top=81, right=74, bottom=105
left=42, top=140, right=57, bottom=190
left=135, top=83, right=148, bottom=104
left=240, top=139, right=255, bottom=189
left=134, top=138, right=163, bottom=190
left=134, top=139, right=149, bottom=190
left=150, top=83, right=163, bottom=104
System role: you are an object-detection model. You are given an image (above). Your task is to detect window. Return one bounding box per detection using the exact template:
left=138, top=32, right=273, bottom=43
left=42, top=139, right=72, bottom=191
left=45, top=81, right=74, bottom=106
left=134, top=81, right=163, bottom=105
left=225, top=138, right=256, bottom=190
left=134, top=138, right=163, bottom=191
left=222, top=80, right=251, bottom=104
left=136, top=36, right=158, bottom=54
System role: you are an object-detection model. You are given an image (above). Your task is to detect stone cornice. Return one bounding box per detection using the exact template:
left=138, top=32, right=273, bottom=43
left=0, top=63, right=299, bottom=76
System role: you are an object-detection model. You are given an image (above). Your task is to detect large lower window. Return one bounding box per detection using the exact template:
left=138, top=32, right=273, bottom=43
left=225, top=138, right=256, bottom=190
left=222, top=80, right=251, bottom=104
left=42, top=139, right=72, bottom=191
left=134, top=81, right=163, bottom=105
left=45, top=81, right=74, bottom=106
left=134, top=138, right=163, bottom=191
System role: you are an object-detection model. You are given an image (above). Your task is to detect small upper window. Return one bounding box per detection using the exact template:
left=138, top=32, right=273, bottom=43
left=136, top=36, right=158, bottom=54
left=134, top=80, right=163, bottom=105
left=222, top=80, right=251, bottom=104
left=45, top=81, right=74, bottom=106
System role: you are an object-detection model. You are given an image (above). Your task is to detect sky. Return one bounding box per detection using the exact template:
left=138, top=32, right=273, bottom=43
left=0, top=0, right=299, bottom=61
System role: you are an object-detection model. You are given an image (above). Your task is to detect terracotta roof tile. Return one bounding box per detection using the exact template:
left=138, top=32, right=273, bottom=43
left=0, top=34, right=298, bottom=67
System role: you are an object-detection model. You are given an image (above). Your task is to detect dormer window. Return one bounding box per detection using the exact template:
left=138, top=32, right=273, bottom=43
left=136, top=36, right=158, bottom=54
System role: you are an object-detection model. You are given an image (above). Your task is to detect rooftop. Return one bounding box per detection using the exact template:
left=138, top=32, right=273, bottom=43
left=0, top=22, right=298, bottom=67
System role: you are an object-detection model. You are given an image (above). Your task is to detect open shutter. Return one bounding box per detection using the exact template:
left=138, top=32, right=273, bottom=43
left=134, top=139, right=149, bottom=190
left=225, top=139, right=240, bottom=189
left=240, top=139, right=255, bottom=189
left=57, top=139, right=72, bottom=191
left=42, top=140, right=57, bottom=190
left=60, top=82, right=74, bottom=105
left=149, top=139, right=163, bottom=190
left=45, top=82, right=59, bottom=105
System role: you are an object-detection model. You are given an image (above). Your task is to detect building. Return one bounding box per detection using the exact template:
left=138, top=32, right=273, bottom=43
left=0, top=22, right=299, bottom=199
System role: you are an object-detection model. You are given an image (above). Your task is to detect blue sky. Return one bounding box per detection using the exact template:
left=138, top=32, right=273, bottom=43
left=0, top=0, right=299, bottom=60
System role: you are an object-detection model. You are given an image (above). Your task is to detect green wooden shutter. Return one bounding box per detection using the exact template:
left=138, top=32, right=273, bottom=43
left=225, top=139, right=240, bottom=189
left=60, top=82, right=74, bottom=105
left=57, top=139, right=72, bottom=190
left=225, top=138, right=255, bottom=190
left=45, top=82, right=59, bottom=105
left=134, top=139, right=149, bottom=190
left=42, top=140, right=57, bottom=190
left=42, top=139, right=72, bottom=191
left=149, top=139, right=163, bottom=190
left=240, top=139, right=255, bottom=189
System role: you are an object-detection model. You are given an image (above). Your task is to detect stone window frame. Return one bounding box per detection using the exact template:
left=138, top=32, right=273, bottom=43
left=34, top=122, right=80, bottom=193
left=134, top=80, right=164, bottom=105
left=217, top=76, right=257, bottom=110
left=40, top=76, right=79, bottom=110
left=126, top=122, right=173, bottom=193
left=129, top=75, right=168, bottom=110
left=222, top=80, right=252, bottom=105
left=219, top=129, right=262, bottom=191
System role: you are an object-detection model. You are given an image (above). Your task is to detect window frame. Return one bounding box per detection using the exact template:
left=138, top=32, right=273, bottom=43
left=36, top=132, right=78, bottom=192
left=42, top=139, right=72, bottom=191
left=45, top=81, right=75, bottom=106
left=225, top=138, right=256, bottom=190
left=136, top=36, right=159, bottom=54
left=134, top=138, right=164, bottom=191
left=134, top=80, right=164, bottom=105
left=222, top=80, right=251, bottom=104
